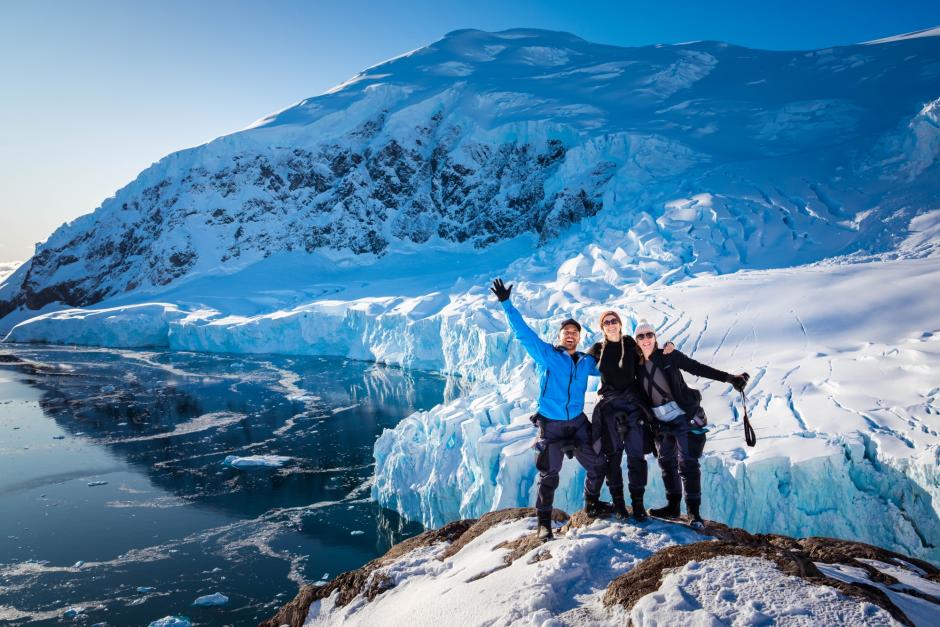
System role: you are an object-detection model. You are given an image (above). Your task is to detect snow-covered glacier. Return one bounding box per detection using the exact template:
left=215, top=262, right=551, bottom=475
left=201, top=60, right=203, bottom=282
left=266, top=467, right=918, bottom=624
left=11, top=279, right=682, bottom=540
left=2, top=27, right=940, bottom=561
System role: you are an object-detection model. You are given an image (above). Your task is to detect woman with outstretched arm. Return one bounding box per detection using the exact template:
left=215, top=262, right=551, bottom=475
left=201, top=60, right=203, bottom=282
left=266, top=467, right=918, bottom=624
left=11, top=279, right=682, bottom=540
left=633, top=319, right=749, bottom=529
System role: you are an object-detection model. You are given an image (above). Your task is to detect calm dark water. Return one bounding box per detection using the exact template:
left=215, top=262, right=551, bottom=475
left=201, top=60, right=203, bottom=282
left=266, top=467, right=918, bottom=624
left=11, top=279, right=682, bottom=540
left=0, top=346, right=452, bottom=626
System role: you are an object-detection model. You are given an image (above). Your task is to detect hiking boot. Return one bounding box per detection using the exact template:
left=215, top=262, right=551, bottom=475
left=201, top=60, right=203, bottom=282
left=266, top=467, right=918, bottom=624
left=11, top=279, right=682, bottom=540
left=612, top=496, right=629, bottom=519
left=584, top=495, right=612, bottom=518
left=631, top=500, right=648, bottom=522
left=649, top=496, right=682, bottom=519
left=687, top=501, right=704, bottom=530
left=536, top=511, right=554, bottom=540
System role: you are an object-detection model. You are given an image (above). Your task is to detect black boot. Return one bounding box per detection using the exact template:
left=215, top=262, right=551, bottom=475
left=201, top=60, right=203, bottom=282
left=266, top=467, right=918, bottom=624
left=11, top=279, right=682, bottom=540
left=649, top=496, right=681, bottom=519
left=584, top=495, right=612, bottom=518
left=630, top=490, right=647, bottom=522
left=536, top=510, right=554, bottom=540
left=687, top=501, right=705, bottom=530
left=611, top=488, right=628, bottom=518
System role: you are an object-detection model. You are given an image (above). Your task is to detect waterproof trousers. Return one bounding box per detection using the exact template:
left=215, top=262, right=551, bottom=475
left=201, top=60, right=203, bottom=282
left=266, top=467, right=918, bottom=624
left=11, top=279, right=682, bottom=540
left=654, top=417, right=702, bottom=510
left=592, top=391, right=649, bottom=500
left=534, top=413, right=605, bottom=513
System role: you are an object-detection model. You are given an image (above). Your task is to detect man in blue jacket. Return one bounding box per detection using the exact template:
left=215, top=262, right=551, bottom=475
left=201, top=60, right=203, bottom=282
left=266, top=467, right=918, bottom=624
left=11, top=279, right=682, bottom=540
left=491, top=278, right=606, bottom=539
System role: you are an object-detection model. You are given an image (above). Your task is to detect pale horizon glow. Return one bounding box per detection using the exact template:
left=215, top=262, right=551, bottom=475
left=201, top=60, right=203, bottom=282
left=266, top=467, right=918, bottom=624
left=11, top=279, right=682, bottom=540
left=1, top=0, right=937, bottom=263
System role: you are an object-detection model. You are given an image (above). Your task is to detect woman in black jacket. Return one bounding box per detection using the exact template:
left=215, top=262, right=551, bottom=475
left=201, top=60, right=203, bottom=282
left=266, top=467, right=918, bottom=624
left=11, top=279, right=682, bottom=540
left=634, top=319, right=748, bottom=529
left=587, top=311, right=674, bottom=521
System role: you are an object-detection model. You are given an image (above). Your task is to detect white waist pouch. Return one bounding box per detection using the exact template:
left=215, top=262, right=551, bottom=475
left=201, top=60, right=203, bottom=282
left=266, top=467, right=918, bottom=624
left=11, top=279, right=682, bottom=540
left=652, top=401, right=684, bottom=423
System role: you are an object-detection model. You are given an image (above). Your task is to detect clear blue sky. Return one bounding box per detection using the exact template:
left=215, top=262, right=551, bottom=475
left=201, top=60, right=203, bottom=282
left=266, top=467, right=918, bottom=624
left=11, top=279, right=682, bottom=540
left=1, top=0, right=937, bottom=262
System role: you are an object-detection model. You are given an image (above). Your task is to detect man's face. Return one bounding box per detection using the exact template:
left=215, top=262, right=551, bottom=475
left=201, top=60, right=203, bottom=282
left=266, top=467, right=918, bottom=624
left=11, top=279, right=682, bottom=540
left=559, top=324, right=581, bottom=351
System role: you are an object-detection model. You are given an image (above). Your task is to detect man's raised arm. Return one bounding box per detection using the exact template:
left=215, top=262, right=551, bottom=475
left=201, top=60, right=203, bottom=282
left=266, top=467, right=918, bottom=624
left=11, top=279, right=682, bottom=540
left=491, top=278, right=553, bottom=366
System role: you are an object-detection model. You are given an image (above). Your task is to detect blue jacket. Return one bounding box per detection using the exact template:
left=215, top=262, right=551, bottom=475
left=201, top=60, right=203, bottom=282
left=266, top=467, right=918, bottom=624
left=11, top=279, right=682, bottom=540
left=500, top=300, right=599, bottom=421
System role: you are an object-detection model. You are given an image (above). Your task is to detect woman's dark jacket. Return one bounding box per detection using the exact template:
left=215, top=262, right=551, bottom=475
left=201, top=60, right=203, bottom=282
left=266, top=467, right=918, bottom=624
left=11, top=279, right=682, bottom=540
left=637, top=348, right=731, bottom=417
left=587, top=337, right=639, bottom=396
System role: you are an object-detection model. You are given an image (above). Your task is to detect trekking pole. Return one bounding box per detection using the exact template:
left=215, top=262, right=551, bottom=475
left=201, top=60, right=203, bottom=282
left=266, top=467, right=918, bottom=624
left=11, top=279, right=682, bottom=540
left=741, top=390, right=756, bottom=447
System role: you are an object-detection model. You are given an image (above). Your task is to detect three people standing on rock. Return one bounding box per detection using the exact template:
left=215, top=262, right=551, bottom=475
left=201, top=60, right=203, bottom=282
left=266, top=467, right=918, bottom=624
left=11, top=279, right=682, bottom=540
left=490, top=278, right=749, bottom=537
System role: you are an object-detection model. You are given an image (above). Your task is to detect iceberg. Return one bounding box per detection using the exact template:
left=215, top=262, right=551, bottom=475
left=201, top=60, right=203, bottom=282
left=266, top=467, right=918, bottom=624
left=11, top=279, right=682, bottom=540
left=222, top=455, right=292, bottom=469
left=192, top=592, right=229, bottom=607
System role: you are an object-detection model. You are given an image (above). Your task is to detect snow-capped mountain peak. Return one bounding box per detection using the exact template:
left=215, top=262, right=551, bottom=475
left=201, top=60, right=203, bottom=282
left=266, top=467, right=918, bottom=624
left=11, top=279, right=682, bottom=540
left=1, top=27, right=938, bottom=325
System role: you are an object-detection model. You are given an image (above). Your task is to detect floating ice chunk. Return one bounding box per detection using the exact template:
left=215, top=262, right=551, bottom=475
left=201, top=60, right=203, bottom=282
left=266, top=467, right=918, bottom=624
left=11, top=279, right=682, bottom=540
left=192, top=592, right=229, bottom=607
left=148, top=617, right=191, bottom=627
left=222, top=455, right=291, bottom=469
left=87, top=481, right=108, bottom=487
left=350, top=530, right=365, bottom=536
left=72, top=560, right=84, bottom=568
left=137, top=586, right=156, bottom=593
left=63, top=607, right=83, bottom=618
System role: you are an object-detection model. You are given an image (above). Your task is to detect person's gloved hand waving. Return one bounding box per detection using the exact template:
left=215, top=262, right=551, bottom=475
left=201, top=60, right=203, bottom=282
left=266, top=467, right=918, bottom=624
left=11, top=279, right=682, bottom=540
left=728, top=372, right=750, bottom=393
left=490, top=278, right=513, bottom=302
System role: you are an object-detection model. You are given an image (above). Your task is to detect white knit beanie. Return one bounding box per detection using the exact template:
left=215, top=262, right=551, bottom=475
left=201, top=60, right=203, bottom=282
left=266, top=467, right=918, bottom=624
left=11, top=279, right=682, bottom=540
left=634, top=319, right=655, bottom=336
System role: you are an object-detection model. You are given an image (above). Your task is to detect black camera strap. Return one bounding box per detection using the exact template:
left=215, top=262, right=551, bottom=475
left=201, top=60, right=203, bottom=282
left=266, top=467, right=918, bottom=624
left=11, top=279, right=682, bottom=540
left=741, top=390, right=756, bottom=447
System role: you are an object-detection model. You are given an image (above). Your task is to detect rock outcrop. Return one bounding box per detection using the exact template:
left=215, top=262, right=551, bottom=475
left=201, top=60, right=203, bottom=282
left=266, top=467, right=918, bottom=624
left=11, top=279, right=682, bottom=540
left=263, top=507, right=940, bottom=626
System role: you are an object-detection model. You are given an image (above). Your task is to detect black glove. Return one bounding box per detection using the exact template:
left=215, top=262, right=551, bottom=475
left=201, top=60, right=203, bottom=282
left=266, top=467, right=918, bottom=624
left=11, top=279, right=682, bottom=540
left=729, top=372, right=750, bottom=393
left=490, top=278, right=513, bottom=302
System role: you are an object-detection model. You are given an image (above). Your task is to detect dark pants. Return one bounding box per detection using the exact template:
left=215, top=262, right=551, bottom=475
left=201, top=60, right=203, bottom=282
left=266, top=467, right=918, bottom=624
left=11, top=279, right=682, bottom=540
left=534, top=413, right=605, bottom=513
left=593, top=393, right=649, bottom=501
left=655, top=417, right=701, bottom=507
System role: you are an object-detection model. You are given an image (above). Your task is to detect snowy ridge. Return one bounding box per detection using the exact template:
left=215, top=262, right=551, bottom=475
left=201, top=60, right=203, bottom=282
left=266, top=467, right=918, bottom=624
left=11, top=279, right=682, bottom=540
left=264, top=509, right=940, bottom=626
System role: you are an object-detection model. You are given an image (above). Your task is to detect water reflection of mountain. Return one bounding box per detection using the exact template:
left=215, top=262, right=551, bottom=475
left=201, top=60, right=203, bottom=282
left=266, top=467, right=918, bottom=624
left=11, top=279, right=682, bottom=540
left=2, top=347, right=450, bottom=526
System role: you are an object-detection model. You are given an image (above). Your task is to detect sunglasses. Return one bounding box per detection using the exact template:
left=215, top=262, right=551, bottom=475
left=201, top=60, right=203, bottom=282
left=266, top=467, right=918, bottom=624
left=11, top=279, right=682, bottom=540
left=602, top=318, right=620, bottom=326
left=635, top=332, right=655, bottom=340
